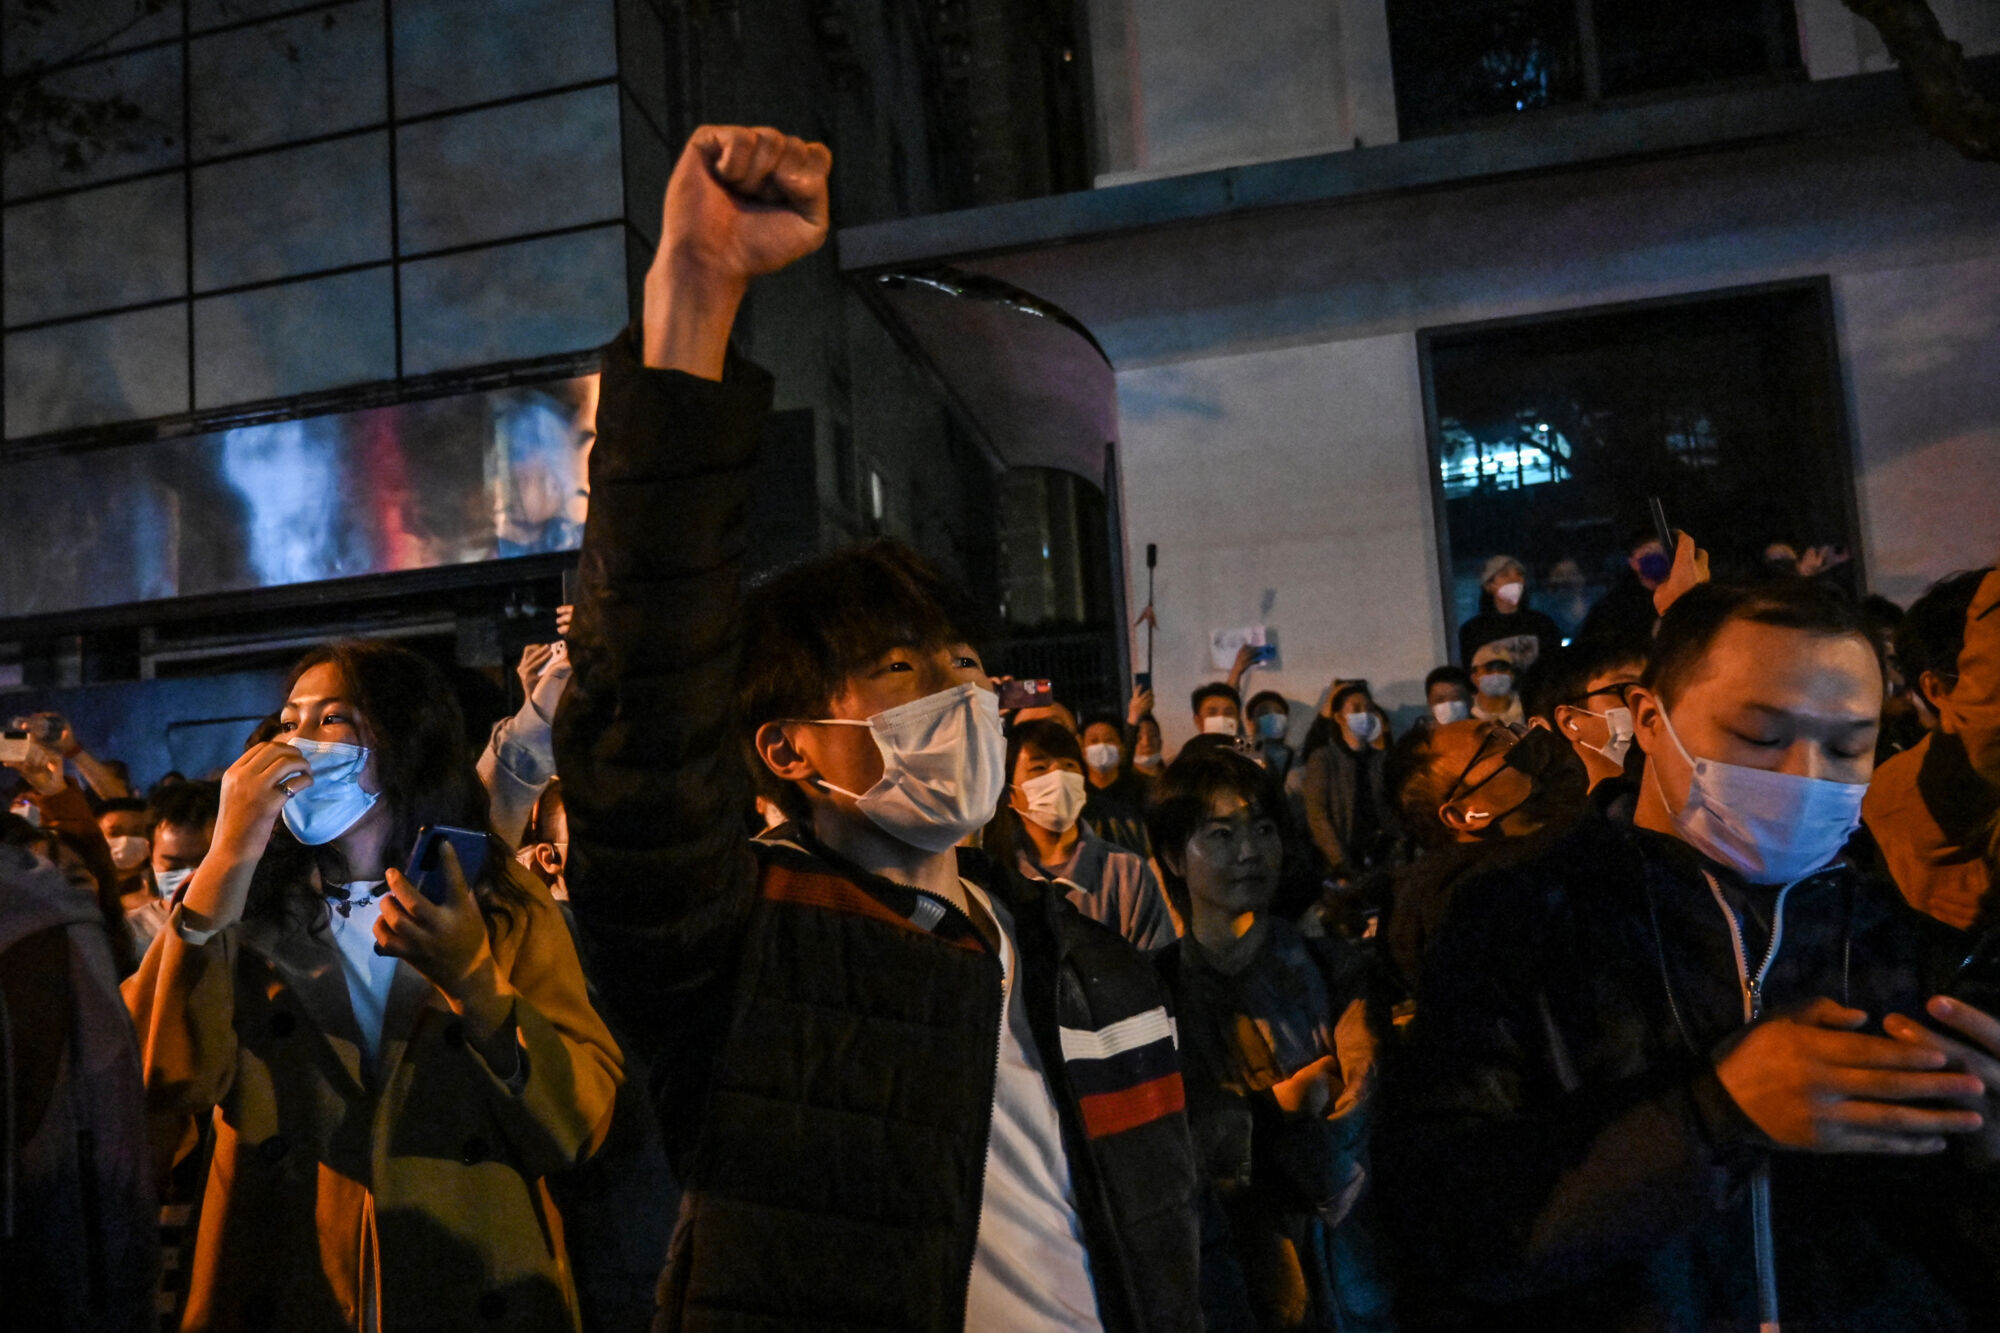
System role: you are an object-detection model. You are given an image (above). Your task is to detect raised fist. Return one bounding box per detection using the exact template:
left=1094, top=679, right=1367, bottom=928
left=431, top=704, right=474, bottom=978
left=656, top=126, right=832, bottom=290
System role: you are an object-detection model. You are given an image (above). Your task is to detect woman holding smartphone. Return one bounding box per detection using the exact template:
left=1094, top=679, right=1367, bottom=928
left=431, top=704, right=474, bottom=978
left=124, top=639, right=621, bottom=1332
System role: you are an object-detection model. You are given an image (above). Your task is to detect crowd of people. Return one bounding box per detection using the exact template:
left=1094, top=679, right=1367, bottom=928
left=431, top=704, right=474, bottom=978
left=4, top=125, right=2000, bottom=1333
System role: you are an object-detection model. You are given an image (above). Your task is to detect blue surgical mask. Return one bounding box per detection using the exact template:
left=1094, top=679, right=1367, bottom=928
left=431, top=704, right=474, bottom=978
left=1343, top=711, right=1381, bottom=743
left=281, top=739, right=381, bottom=846
left=1652, top=707, right=1865, bottom=884
left=1255, top=712, right=1289, bottom=741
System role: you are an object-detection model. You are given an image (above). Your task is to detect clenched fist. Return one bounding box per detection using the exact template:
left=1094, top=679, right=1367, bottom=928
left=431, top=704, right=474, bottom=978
left=644, top=125, right=833, bottom=378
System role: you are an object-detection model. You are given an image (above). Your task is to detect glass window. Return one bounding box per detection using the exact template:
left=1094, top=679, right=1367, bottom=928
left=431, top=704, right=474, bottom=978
left=394, top=85, right=623, bottom=255
left=5, top=0, right=183, bottom=73
left=4, top=174, right=186, bottom=324
left=1423, top=284, right=1858, bottom=647
left=1388, top=0, right=1801, bottom=137
left=1388, top=0, right=1585, bottom=134
left=393, top=0, right=617, bottom=118
left=193, top=133, right=392, bottom=290
left=194, top=268, right=396, bottom=407
left=2, top=43, right=185, bottom=200
left=189, top=0, right=385, bottom=158
left=4, top=306, right=190, bottom=438
left=398, top=225, right=625, bottom=375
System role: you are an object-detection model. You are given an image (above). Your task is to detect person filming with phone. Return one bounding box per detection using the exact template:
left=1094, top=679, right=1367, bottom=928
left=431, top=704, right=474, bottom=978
left=122, top=639, right=620, bottom=1332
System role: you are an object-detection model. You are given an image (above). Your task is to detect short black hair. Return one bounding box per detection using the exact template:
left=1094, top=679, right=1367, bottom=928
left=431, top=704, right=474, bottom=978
left=1245, top=690, right=1288, bottom=717
left=1895, top=569, right=1990, bottom=710
left=1078, top=711, right=1124, bottom=737
left=1144, top=743, right=1285, bottom=921
left=738, top=539, right=991, bottom=731
left=1425, top=665, right=1473, bottom=695
left=1523, top=639, right=1646, bottom=724
left=1189, top=682, right=1241, bottom=714
left=148, top=779, right=220, bottom=833
left=1385, top=726, right=1454, bottom=849
left=95, top=796, right=147, bottom=819
left=1008, top=718, right=1084, bottom=775
left=1642, top=579, right=1874, bottom=708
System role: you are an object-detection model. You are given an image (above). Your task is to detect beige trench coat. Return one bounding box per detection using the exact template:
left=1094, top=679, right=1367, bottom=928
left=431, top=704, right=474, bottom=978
left=124, top=868, right=622, bottom=1332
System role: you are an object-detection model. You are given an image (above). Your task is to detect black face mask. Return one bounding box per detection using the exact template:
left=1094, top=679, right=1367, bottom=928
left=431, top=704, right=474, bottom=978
left=1447, top=724, right=1588, bottom=837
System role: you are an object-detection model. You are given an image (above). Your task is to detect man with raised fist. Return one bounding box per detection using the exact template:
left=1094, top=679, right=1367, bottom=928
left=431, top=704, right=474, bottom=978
left=555, top=127, right=1217, bottom=1332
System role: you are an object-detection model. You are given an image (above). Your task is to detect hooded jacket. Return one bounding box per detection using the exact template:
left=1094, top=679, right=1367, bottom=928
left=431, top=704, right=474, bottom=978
left=1380, top=812, right=2000, bottom=1332
left=553, top=329, right=1210, bottom=1332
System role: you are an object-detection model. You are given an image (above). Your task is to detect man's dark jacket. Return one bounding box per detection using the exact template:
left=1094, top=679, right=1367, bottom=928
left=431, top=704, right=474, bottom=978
left=553, top=329, right=1207, bottom=1332
left=1379, top=810, right=2000, bottom=1332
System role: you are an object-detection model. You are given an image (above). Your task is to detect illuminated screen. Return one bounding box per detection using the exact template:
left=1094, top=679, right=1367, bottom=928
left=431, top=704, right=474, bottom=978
left=0, top=374, right=597, bottom=620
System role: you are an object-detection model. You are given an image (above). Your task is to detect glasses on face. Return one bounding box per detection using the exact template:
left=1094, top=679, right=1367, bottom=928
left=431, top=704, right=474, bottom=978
left=1569, top=681, right=1637, bottom=711
left=1441, top=723, right=1524, bottom=806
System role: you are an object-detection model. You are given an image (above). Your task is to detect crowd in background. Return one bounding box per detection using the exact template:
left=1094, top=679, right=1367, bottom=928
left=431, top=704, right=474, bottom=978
left=5, top=124, right=2000, bottom=1333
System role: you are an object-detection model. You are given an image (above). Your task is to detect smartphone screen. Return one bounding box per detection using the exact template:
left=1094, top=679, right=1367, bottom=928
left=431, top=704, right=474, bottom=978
left=997, top=679, right=1053, bottom=711
left=405, top=825, right=492, bottom=905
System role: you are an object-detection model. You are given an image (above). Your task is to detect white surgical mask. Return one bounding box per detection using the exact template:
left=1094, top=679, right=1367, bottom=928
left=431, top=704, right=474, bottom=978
left=106, top=834, right=150, bottom=872
left=1134, top=753, right=1164, bottom=774
left=1016, top=769, right=1088, bottom=834
left=1254, top=712, right=1289, bottom=741
left=281, top=739, right=381, bottom=846
left=1495, top=580, right=1525, bottom=608
left=1084, top=742, right=1122, bottom=772
left=154, top=866, right=193, bottom=901
left=1431, top=699, right=1470, bottom=726
left=812, top=683, right=1006, bottom=854
left=1343, top=711, right=1381, bottom=743
left=1652, top=707, right=1865, bottom=885
left=1201, top=715, right=1240, bottom=737
left=1579, top=705, right=1635, bottom=766
left=1475, top=672, right=1513, bottom=698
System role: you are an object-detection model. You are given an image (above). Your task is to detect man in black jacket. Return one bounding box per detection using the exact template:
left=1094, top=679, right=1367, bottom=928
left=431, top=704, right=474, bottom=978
left=553, top=125, right=1210, bottom=1332
left=1382, top=578, right=2000, bottom=1331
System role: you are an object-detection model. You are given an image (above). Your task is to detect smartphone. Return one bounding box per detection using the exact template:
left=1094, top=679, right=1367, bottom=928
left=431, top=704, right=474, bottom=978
left=0, top=729, right=30, bottom=765
left=1939, top=928, right=2000, bottom=1013
left=1648, top=496, right=1674, bottom=554
left=405, top=825, right=491, bottom=906
left=561, top=567, right=580, bottom=609
left=997, top=678, right=1053, bottom=711
left=1134, top=672, right=1152, bottom=692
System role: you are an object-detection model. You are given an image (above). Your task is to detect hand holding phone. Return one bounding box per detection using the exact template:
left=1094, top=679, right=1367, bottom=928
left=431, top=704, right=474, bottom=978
left=405, top=825, right=491, bottom=906
left=997, top=678, right=1054, bottom=712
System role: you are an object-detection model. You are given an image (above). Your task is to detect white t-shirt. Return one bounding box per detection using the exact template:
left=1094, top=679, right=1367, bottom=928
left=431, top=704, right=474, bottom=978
left=959, top=883, right=1104, bottom=1333
left=326, top=883, right=401, bottom=1071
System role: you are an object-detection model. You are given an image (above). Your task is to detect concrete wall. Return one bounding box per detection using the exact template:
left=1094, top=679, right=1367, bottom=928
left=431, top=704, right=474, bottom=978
left=1837, top=251, right=2000, bottom=604
left=1116, top=335, right=1445, bottom=754
left=1089, top=0, right=1397, bottom=183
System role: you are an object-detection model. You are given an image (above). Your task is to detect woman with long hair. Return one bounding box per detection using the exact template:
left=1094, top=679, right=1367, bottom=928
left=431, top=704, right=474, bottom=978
left=123, top=639, right=621, bottom=1331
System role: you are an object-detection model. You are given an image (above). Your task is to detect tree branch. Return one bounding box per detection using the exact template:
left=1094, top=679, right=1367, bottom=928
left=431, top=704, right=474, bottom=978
left=1842, top=0, right=2000, bottom=162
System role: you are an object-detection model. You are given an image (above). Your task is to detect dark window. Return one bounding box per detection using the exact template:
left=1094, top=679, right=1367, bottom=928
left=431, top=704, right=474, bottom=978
left=1388, top=0, right=1801, bottom=137
left=1421, top=282, right=1859, bottom=650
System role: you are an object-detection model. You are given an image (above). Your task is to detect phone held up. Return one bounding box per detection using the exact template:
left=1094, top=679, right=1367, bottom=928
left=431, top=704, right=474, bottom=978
left=0, top=728, right=31, bottom=766
left=997, top=678, right=1054, bottom=712
left=405, top=825, right=491, bottom=906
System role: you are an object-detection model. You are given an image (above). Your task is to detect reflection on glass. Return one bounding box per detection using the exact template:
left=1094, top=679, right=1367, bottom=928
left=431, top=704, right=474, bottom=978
left=0, top=373, right=597, bottom=621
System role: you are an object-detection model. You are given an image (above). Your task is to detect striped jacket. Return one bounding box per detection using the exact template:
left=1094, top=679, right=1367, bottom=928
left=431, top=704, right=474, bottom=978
left=556, top=329, right=1211, bottom=1332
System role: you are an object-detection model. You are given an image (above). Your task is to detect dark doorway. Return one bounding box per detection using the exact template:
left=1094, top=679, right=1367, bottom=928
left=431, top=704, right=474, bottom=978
left=1420, top=280, right=1859, bottom=653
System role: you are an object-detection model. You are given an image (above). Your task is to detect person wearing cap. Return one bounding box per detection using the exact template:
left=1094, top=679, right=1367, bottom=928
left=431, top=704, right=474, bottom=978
left=1458, top=555, right=1563, bottom=672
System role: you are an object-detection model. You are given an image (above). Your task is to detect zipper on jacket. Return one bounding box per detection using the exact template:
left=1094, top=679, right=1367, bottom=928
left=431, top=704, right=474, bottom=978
left=1703, top=870, right=1809, bottom=1333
